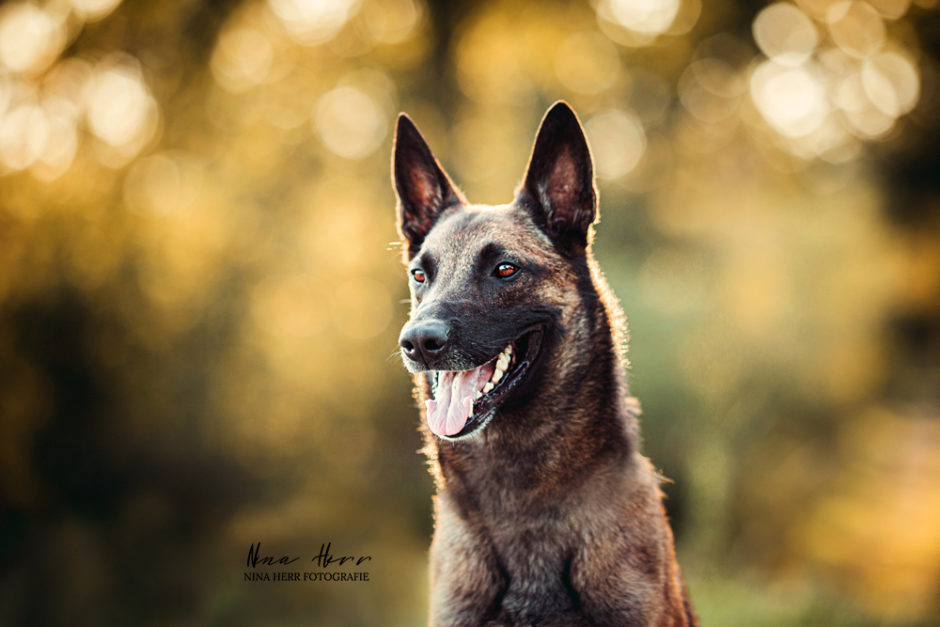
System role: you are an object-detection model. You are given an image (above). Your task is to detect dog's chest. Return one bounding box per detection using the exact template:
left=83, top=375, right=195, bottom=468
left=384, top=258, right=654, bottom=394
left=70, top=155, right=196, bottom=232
left=440, top=445, right=615, bottom=618
left=486, top=512, right=581, bottom=617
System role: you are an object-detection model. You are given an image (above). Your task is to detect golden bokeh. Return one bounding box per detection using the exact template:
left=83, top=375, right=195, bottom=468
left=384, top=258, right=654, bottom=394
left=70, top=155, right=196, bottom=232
left=0, top=0, right=938, bottom=624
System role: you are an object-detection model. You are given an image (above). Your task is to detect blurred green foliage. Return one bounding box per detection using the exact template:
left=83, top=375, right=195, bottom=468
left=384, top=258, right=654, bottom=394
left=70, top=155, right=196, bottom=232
left=0, top=0, right=939, bottom=625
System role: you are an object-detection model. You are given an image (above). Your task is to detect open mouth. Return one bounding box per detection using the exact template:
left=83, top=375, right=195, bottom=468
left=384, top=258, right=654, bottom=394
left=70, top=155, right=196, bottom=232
left=425, top=328, right=542, bottom=440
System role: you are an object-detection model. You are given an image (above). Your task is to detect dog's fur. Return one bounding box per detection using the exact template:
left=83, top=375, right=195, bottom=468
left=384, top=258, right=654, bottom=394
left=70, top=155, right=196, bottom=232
left=392, top=102, right=697, bottom=626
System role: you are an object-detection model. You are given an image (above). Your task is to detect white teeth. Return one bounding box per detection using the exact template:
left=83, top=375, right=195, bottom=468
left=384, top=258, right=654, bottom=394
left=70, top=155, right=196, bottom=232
left=496, top=346, right=511, bottom=370
left=476, top=345, right=512, bottom=400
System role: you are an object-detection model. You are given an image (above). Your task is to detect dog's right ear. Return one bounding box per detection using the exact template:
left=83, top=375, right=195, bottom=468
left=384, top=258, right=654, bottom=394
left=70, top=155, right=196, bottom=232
left=392, top=114, right=464, bottom=257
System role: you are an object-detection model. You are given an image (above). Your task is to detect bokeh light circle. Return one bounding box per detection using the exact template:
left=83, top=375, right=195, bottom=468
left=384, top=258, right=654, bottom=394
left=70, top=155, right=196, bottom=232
left=314, top=86, right=386, bottom=159
left=585, top=109, right=647, bottom=179
left=753, top=3, right=818, bottom=67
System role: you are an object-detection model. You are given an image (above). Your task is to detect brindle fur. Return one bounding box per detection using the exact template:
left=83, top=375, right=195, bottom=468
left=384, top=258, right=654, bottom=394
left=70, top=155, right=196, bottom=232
left=392, top=102, right=697, bottom=626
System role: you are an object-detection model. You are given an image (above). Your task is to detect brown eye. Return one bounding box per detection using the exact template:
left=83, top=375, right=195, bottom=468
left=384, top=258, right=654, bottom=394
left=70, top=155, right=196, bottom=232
left=411, top=269, right=426, bottom=283
left=496, top=263, right=519, bottom=279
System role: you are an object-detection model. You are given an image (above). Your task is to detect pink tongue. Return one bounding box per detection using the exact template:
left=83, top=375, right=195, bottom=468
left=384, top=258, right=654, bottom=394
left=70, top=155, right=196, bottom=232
left=425, top=362, right=495, bottom=437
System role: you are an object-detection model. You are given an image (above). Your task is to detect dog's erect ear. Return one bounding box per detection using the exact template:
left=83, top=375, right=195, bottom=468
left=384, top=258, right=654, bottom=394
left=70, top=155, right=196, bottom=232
left=517, top=101, right=597, bottom=252
left=392, top=114, right=464, bottom=256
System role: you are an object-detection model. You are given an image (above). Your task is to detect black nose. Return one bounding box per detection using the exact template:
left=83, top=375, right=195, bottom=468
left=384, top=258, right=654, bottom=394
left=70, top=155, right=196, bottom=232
left=399, top=320, right=450, bottom=365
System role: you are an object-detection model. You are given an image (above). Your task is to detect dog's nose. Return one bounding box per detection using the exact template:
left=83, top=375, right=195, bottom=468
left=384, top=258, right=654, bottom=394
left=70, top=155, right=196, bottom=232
left=399, top=320, right=450, bottom=365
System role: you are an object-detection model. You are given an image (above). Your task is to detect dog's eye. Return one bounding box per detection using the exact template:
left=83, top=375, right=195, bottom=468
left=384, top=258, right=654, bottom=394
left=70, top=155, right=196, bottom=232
left=411, top=269, right=426, bottom=283
left=495, top=263, right=519, bottom=279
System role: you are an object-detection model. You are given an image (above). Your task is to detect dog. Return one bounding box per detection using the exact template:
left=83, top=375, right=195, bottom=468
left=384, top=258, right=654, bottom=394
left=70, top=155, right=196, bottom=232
left=391, top=101, right=697, bottom=626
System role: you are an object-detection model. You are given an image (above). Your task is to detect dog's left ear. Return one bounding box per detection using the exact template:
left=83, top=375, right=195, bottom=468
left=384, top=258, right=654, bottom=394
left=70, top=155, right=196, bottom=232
left=392, top=113, right=464, bottom=257
left=517, top=101, right=597, bottom=253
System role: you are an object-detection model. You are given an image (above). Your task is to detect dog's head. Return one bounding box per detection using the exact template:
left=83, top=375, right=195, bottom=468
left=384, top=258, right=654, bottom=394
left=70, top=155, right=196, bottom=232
left=392, top=102, right=608, bottom=441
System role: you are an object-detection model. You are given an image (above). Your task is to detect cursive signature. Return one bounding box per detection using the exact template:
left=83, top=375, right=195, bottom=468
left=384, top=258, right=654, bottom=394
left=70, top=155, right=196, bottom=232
left=246, top=542, right=373, bottom=568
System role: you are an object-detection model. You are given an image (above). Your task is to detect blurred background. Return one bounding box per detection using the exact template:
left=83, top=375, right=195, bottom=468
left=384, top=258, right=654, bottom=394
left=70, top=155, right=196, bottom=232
left=0, top=0, right=938, bottom=625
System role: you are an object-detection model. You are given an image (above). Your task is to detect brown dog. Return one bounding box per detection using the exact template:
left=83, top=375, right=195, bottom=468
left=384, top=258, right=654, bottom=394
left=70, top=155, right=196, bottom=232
left=392, top=101, right=697, bottom=626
